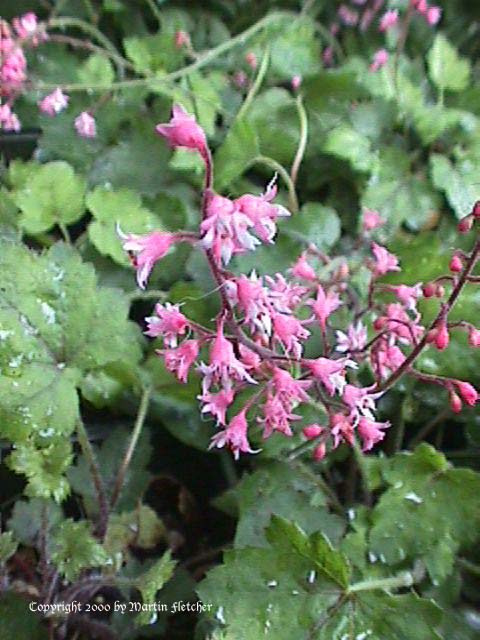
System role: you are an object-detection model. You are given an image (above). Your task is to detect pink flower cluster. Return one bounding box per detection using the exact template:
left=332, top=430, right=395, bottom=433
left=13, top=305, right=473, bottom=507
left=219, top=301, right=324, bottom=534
left=120, top=105, right=479, bottom=461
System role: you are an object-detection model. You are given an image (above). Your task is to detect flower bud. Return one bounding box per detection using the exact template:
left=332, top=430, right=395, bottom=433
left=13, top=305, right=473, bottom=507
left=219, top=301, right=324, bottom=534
left=303, top=424, right=323, bottom=440
left=422, top=282, right=436, bottom=298
left=449, top=255, right=463, bottom=273
left=456, top=381, right=478, bottom=406
left=291, top=75, right=302, bottom=90
left=449, top=391, right=462, bottom=413
left=175, top=30, right=190, bottom=48
left=312, top=442, right=326, bottom=461
left=458, top=216, right=473, bottom=234
left=426, top=328, right=437, bottom=344
left=435, top=284, right=445, bottom=298
left=472, top=201, right=480, bottom=219
left=434, top=323, right=449, bottom=351
left=245, top=52, right=257, bottom=70
left=373, top=317, right=385, bottom=331
left=468, top=328, right=480, bottom=348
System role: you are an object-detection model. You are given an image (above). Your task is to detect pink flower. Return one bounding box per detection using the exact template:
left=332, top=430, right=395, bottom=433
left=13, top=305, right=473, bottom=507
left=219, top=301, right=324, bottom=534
left=305, top=357, right=355, bottom=396
left=272, top=313, right=310, bottom=358
left=118, top=228, right=176, bottom=289
left=201, top=193, right=259, bottom=266
left=265, top=274, right=306, bottom=313
left=377, top=303, right=424, bottom=344
left=455, top=381, right=478, bottom=406
left=313, top=443, right=326, bottom=461
left=199, top=319, right=256, bottom=391
left=372, top=340, right=405, bottom=378
left=155, top=104, right=207, bottom=156
left=235, top=178, right=290, bottom=245
left=0, top=46, right=27, bottom=92
left=291, top=253, right=317, bottom=281
left=209, top=409, right=258, bottom=459
left=38, top=88, right=69, bottom=117
left=0, top=104, right=21, bottom=131
left=309, top=285, right=342, bottom=330
left=272, top=367, right=311, bottom=403
left=245, top=52, right=257, bottom=69
left=426, top=6, right=441, bottom=25
left=259, top=368, right=311, bottom=439
left=145, top=302, right=189, bottom=347
left=358, top=417, right=390, bottom=451
left=322, top=46, right=334, bottom=66
left=338, top=4, right=359, bottom=26
left=362, top=209, right=385, bottom=232
left=303, top=424, right=324, bottom=439
left=12, top=12, right=45, bottom=44
left=74, top=111, right=96, bottom=138
left=233, top=70, right=247, bottom=88
left=199, top=388, right=235, bottom=425
left=379, top=9, right=399, bottom=31
left=343, top=384, right=383, bottom=421
left=370, top=49, right=389, bottom=72
left=330, top=413, right=355, bottom=447
left=415, top=0, right=428, bottom=13
left=291, top=75, right=302, bottom=90
left=163, top=340, right=199, bottom=383
left=371, top=242, right=400, bottom=277
left=336, top=322, right=368, bottom=353
left=468, top=328, right=480, bottom=348
left=174, top=31, right=190, bottom=49
left=391, top=284, right=423, bottom=312
left=226, top=273, right=272, bottom=337
left=239, top=344, right=262, bottom=371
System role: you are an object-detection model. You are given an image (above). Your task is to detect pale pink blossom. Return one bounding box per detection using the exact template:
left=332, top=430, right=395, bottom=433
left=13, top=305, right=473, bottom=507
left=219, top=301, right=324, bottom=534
left=226, top=273, right=272, bottom=337
left=74, top=111, right=96, bottom=138
left=358, top=417, right=390, bottom=451
left=330, top=413, right=355, bottom=447
left=371, top=242, right=400, bottom=277
left=370, top=49, right=389, bottom=72
left=265, top=273, right=307, bottom=313
left=199, top=388, right=235, bottom=425
left=0, top=103, right=21, bottom=131
left=379, top=9, right=398, bottom=31
left=199, top=319, right=256, bottom=391
left=118, top=228, right=177, bottom=289
left=38, top=88, right=69, bottom=117
left=174, top=31, right=190, bottom=49
left=0, top=46, right=27, bottom=91
left=235, top=178, right=290, bottom=245
left=245, top=52, right=257, bottom=69
left=309, top=285, right=342, bottom=330
left=391, top=284, right=422, bottom=312
left=291, top=253, right=317, bottom=281
left=378, top=303, right=424, bottom=344
left=155, top=104, right=207, bottom=155
left=291, top=75, right=302, bottom=90
left=426, top=6, right=441, bottom=25
left=12, top=12, right=41, bottom=41
left=336, top=322, right=368, bottom=353
left=259, top=368, right=311, bottom=438
left=305, top=357, right=355, bottom=396
left=209, top=409, right=258, bottom=459
left=239, top=344, right=262, bottom=371
left=322, top=46, right=334, bottom=66
left=272, top=313, right=310, bottom=358
left=343, top=384, right=383, bottom=421
left=233, top=70, right=247, bottom=88
left=372, top=340, right=406, bottom=378
left=163, top=340, right=199, bottom=383
left=362, top=209, right=385, bottom=232
left=145, top=302, right=189, bottom=347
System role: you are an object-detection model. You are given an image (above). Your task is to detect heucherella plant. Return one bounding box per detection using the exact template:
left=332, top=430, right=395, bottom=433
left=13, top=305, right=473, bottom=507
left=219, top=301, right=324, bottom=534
left=120, top=105, right=479, bottom=461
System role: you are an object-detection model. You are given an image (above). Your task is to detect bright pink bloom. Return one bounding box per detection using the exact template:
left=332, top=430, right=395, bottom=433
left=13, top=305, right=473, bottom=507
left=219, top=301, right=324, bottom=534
left=362, top=209, right=385, bottom=232
left=265, top=274, right=306, bottom=313
left=313, top=443, right=326, bottom=461
left=377, top=303, right=423, bottom=344
left=370, top=49, right=389, bottom=72
left=226, top=273, right=272, bottom=337
left=272, top=367, right=311, bottom=403
left=343, top=384, right=382, bottom=421
left=336, top=322, right=368, bottom=353
left=426, top=6, right=441, bottom=25
left=379, top=9, right=398, bottom=31
left=449, top=391, right=462, bottom=414
left=12, top=12, right=42, bottom=41
left=235, top=179, right=290, bottom=245
left=291, top=75, right=302, bottom=90
left=358, top=417, right=390, bottom=451
left=209, top=409, right=257, bottom=459
left=309, top=285, right=342, bottom=330
left=118, top=228, right=176, bottom=289
left=145, top=302, right=189, bottom=347
left=291, top=253, right=317, bottom=281
left=272, top=313, right=310, bottom=358
left=200, top=319, right=256, bottom=391
left=371, top=242, right=400, bottom=277
left=163, top=340, right=199, bottom=383
left=303, top=424, right=323, bottom=439
left=38, top=88, right=69, bottom=116
left=455, top=381, right=478, bottom=407
left=0, top=45, right=27, bottom=92
left=391, top=284, right=422, bottom=312
left=238, top=344, right=262, bottom=371
left=74, top=111, right=96, bottom=138
left=200, top=388, right=235, bottom=425
left=330, top=413, right=355, bottom=447
left=449, top=255, right=463, bottom=273
left=259, top=368, right=311, bottom=438
left=373, top=341, right=406, bottom=378
left=201, top=193, right=259, bottom=266
left=0, top=104, right=20, bottom=131
left=155, top=104, right=207, bottom=155
left=415, top=0, right=428, bottom=13
left=305, top=357, right=355, bottom=396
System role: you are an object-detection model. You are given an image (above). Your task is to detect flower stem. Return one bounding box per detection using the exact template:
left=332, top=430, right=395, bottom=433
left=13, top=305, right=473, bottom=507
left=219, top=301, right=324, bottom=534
left=237, top=46, right=270, bottom=120
left=290, top=94, right=308, bottom=189
left=349, top=562, right=425, bottom=593
left=250, top=155, right=299, bottom=213
left=110, top=386, right=152, bottom=511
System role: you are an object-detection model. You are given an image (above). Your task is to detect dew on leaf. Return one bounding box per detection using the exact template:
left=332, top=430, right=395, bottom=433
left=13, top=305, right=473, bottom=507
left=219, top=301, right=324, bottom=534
left=404, top=492, right=423, bottom=504
left=307, top=569, right=316, bottom=583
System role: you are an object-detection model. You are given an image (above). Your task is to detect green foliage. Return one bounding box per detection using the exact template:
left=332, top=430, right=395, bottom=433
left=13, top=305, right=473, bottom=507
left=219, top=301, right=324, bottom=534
left=51, top=519, right=109, bottom=580
left=427, top=34, right=471, bottom=93
left=0, top=593, right=48, bottom=640
left=135, top=551, right=176, bottom=625
left=0, top=532, right=18, bottom=564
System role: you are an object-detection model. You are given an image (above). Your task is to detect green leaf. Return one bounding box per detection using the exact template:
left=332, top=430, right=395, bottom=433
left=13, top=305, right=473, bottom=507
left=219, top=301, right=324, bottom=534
left=13, top=161, right=86, bottom=234
left=269, top=17, right=320, bottom=80
left=135, top=551, right=176, bottom=626
left=104, top=504, right=166, bottom=559
left=427, top=34, right=471, bottom=93
left=52, top=519, right=109, bottom=581
left=430, top=153, right=478, bottom=218
left=198, top=516, right=440, bottom=639
left=229, top=462, right=344, bottom=548
left=77, top=53, right=115, bottom=85
left=0, top=532, right=18, bottom=564
left=214, top=119, right=260, bottom=190
left=281, top=202, right=341, bottom=250
left=368, top=444, right=480, bottom=582
left=249, top=89, right=298, bottom=165
left=323, top=125, right=376, bottom=173
left=7, top=498, right=63, bottom=546
left=0, top=592, right=48, bottom=640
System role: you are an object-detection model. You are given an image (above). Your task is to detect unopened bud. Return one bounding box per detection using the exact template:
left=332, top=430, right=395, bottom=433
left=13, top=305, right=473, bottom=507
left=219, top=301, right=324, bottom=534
left=373, top=317, right=385, bottom=331
left=435, top=284, right=445, bottom=298
left=174, top=30, right=190, bottom=49
left=426, top=328, right=437, bottom=344
left=468, top=328, right=480, bottom=347
left=449, top=391, right=462, bottom=413
left=337, top=262, right=349, bottom=279
left=291, top=75, right=302, bottom=90
left=422, top=282, right=436, bottom=298
left=456, top=381, right=478, bottom=406
left=449, top=255, right=463, bottom=273
left=458, top=216, right=473, bottom=234
left=434, top=323, right=449, bottom=351
left=472, top=200, right=480, bottom=219
left=245, top=52, right=257, bottom=69
left=303, top=424, right=323, bottom=440
left=312, top=442, right=326, bottom=461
